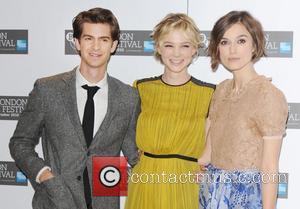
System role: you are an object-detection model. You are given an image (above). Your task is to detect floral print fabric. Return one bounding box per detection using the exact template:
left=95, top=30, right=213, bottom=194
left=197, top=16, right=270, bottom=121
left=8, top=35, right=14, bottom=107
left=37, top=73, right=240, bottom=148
left=199, top=164, right=262, bottom=209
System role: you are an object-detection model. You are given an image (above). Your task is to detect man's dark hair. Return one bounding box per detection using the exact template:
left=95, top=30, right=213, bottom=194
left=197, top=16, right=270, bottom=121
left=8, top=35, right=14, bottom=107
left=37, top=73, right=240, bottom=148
left=72, top=7, right=120, bottom=41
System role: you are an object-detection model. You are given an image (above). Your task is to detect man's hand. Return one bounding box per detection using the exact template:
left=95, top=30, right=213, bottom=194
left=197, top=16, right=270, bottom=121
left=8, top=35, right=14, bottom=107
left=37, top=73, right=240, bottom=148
left=39, top=169, right=55, bottom=183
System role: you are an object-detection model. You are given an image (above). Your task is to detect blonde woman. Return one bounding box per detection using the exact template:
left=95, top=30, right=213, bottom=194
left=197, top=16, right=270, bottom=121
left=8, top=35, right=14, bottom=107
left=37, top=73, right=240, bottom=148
left=125, top=13, right=215, bottom=209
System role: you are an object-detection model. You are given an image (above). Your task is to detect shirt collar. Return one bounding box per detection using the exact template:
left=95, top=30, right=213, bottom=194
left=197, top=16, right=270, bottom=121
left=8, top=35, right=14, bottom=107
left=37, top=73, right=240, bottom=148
left=76, top=66, right=108, bottom=88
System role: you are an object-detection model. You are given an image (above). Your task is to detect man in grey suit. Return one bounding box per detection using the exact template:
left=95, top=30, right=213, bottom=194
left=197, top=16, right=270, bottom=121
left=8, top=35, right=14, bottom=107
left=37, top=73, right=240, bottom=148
left=9, top=7, right=139, bottom=209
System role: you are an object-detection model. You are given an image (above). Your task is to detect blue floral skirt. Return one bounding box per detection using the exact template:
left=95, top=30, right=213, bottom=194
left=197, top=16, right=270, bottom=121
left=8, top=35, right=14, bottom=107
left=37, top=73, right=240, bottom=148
left=199, top=164, right=262, bottom=209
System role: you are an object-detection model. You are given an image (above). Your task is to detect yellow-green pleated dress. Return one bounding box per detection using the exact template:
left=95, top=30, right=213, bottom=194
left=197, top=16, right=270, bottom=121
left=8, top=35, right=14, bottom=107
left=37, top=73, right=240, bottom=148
left=125, top=76, right=215, bottom=209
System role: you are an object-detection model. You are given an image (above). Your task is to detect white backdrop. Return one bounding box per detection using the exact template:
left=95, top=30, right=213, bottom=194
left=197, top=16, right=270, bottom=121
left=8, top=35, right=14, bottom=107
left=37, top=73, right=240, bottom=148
left=0, top=0, right=298, bottom=208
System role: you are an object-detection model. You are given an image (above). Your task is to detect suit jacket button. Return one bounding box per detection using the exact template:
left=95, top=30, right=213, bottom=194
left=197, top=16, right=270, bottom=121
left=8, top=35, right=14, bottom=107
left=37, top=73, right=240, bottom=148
left=77, top=176, right=81, bottom=181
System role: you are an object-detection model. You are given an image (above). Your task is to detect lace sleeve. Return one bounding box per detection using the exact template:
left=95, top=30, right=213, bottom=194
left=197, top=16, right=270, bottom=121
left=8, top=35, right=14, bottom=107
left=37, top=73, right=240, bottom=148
left=254, top=84, right=288, bottom=137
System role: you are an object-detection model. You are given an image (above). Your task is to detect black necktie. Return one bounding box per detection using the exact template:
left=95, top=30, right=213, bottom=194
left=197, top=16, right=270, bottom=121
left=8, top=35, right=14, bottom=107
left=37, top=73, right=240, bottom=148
left=82, top=84, right=100, bottom=147
left=81, top=84, right=100, bottom=209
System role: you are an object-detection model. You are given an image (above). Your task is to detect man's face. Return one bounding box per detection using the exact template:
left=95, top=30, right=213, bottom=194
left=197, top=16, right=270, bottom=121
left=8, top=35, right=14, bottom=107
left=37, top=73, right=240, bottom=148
left=75, top=23, right=118, bottom=72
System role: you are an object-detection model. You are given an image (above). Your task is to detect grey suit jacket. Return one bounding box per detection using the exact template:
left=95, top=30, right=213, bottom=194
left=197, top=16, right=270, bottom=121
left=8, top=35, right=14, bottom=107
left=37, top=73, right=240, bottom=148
left=9, top=68, right=140, bottom=209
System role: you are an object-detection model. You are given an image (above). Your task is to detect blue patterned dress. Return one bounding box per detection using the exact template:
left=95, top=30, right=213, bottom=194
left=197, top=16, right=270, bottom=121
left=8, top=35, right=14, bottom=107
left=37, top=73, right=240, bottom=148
left=199, top=164, right=262, bottom=209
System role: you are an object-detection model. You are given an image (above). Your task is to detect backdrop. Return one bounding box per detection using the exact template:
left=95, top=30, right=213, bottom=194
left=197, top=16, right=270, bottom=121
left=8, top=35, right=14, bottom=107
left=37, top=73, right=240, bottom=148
left=0, top=0, right=298, bottom=208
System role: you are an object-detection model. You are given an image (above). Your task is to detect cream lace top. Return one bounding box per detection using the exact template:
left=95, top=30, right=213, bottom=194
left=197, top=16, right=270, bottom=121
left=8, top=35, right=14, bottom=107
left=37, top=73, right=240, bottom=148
left=209, top=75, right=288, bottom=170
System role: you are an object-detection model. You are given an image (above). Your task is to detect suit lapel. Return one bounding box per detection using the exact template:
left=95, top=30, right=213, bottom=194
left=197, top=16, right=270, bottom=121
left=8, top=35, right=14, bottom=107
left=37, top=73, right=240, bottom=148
left=61, top=68, right=87, bottom=149
left=91, top=75, right=121, bottom=147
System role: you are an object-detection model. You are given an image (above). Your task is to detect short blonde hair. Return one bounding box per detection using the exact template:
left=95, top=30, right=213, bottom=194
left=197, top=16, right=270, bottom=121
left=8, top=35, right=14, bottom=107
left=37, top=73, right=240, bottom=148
left=151, top=13, right=202, bottom=63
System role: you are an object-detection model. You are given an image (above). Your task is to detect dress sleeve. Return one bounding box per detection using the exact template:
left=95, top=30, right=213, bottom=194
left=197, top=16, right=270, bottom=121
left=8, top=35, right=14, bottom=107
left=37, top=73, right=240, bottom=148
left=254, top=84, right=288, bottom=137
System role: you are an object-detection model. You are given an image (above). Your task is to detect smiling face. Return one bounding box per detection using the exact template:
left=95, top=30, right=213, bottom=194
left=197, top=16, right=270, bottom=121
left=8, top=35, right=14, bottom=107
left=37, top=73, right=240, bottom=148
left=157, top=29, right=197, bottom=75
left=75, top=22, right=118, bottom=73
left=218, top=23, right=255, bottom=72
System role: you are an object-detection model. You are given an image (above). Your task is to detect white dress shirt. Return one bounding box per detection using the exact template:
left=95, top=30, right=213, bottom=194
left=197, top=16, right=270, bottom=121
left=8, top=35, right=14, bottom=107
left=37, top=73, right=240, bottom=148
left=76, top=67, right=108, bottom=136
left=36, top=67, right=108, bottom=183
